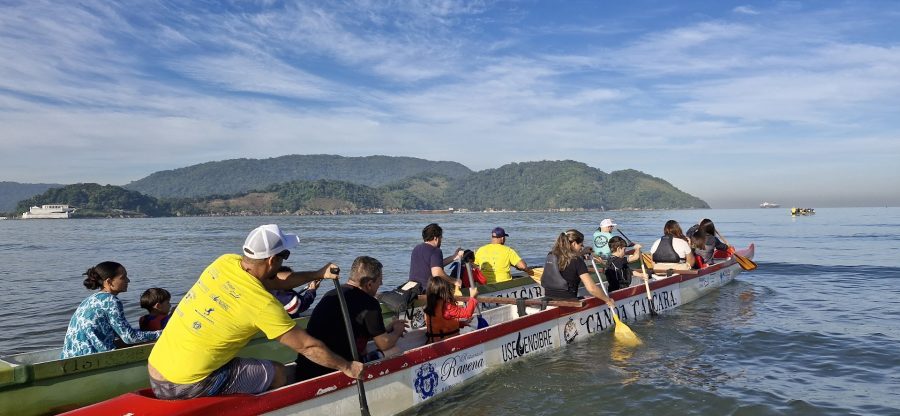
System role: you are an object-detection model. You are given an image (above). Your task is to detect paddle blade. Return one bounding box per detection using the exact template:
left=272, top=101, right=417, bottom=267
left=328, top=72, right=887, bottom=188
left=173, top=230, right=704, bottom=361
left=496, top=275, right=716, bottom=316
left=476, top=316, right=490, bottom=329
left=612, top=314, right=642, bottom=347
left=530, top=267, right=543, bottom=283
left=641, top=252, right=655, bottom=270
left=734, top=253, right=757, bottom=271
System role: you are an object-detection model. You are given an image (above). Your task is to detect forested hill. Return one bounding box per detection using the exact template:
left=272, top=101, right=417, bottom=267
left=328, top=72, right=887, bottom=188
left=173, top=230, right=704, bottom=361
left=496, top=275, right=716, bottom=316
left=16, top=183, right=168, bottom=217
left=446, top=161, right=709, bottom=210
left=124, top=154, right=473, bottom=199
left=0, top=182, right=63, bottom=212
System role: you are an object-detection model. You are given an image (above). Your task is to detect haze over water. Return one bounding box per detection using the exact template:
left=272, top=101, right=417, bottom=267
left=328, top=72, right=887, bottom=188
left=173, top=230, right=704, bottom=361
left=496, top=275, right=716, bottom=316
left=1, top=208, right=898, bottom=415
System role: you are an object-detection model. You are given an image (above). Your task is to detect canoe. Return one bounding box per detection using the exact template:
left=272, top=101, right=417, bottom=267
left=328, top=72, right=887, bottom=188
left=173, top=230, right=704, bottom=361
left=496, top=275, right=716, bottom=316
left=0, top=268, right=556, bottom=416
left=63, top=244, right=754, bottom=416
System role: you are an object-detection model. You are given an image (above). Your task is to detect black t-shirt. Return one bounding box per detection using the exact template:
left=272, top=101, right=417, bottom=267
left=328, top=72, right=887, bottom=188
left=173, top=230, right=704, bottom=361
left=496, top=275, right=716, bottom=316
left=295, top=285, right=386, bottom=381
left=544, top=257, right=588, bottom=299
left=604, top=256, right=632, bottom=292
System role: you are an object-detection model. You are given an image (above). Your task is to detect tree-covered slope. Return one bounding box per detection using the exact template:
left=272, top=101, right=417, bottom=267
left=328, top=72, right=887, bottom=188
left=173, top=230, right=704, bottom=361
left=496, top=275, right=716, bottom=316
left=124, top=154, right=472, bottom=199
left=16, top=183, right=169, bottom=217
left=446, top=161, right=708, bottom=210
left=0, top=182, right=64, bottom=213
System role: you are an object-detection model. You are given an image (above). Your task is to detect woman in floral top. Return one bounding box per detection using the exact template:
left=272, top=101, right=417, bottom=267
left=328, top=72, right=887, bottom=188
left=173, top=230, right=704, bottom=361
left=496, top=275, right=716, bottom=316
left=61, top=261, right=161, bottom=358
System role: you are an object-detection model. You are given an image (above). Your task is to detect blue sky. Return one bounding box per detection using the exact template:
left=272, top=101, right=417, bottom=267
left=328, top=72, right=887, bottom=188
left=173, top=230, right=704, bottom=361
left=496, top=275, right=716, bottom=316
left=1, top=1, right=898, bottom=208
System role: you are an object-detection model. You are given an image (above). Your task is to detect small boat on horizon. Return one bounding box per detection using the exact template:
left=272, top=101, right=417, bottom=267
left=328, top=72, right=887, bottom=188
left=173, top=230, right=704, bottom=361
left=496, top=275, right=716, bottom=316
left=759, top=202, right=780, bottom=208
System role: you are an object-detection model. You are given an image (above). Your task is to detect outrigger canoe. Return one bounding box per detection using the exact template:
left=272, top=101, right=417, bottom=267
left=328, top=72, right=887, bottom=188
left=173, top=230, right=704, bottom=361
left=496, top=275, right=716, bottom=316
left=63, top=245, right=754, bottom=416
left=0, top=266, right=559, bottom=416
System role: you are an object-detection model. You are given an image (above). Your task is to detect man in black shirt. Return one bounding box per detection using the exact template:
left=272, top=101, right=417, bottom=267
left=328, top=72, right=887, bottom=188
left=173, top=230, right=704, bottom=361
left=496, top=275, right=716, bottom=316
left=295, top=256, right=407, bottom=381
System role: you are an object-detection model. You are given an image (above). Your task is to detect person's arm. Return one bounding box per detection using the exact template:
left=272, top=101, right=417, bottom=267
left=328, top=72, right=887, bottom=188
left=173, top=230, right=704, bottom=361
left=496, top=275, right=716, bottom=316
left=625, top=243, right=643, bottom=263
left=373, top=319, right=407, bottom=351
left=714, top=238, right=728, bottom=251
left=264, top=262, right=338, bottom=291
left=442, top=297, right=477, bottom=320
left=580, top=274, right=616, bottom=309
left=296, top=283, right=317, bottom=314
left=442, top=247, right=463, bottom=266
left=277, top=327, right=363, bottom=379
left=106, top=297, right=161, bottom=344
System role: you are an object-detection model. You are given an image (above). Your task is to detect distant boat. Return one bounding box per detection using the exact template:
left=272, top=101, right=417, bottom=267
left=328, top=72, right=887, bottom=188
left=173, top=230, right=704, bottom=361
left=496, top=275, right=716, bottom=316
left=791, top=207, right=815, bottom=216
left=21, top=204, right=74, bottom=219
left=759, top=202, right=780, bottom=208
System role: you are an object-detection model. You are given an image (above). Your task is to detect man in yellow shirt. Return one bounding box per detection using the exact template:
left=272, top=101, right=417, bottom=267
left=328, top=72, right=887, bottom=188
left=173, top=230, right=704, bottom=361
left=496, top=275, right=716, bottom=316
left=475, top=227, right=532, bottom=284
left=147, top=224, right=363, bottom=399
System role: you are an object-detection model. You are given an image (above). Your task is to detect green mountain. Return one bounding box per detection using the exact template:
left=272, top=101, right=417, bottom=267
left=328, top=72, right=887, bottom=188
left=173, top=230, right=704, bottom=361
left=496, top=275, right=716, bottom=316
left=16, top=183, right=169, bottom=217
left=124, top=154, right=473, bottom=199
left=0, top=182, right=64, bottom=213
left=446, top=161, right=708, bottom=210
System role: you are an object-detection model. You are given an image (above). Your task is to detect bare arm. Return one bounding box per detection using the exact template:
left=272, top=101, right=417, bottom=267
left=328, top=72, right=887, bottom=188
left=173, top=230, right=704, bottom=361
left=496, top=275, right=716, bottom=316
left=264, top=262, right=338, bottom=291
left=277, top=327, right=363, bottom=379
left=685, top=251, right=696, bottom=268
left=625, top=244, right=643, bottom=263
left=580, top=273, right=616, bottom=309
left=373, top=319, right=407, bottom=351
left=442, top=248, right=463, bottom=266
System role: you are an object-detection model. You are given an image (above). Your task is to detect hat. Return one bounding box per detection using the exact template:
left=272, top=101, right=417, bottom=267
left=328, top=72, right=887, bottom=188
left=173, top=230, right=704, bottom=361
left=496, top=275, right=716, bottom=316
left=599, top=219, right=617, bottom=228
left=491, top=227, right=509, bottom=237
left=242, top=224, right=300, bottom=259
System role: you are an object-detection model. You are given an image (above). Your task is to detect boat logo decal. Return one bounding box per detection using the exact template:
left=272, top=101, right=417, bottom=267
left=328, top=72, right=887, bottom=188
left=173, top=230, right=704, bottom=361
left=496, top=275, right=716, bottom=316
left=501, top=328, right=554, bottom=362
left=563, top=318, right=578, bottom=344
left=412, top=348, right=485, bottom=404
left=414, top=363, right=439, bottom=400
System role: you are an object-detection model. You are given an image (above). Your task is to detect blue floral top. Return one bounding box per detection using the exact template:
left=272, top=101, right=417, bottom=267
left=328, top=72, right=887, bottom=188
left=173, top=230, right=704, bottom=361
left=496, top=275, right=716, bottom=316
left=61, top=292, right=161, bottom=358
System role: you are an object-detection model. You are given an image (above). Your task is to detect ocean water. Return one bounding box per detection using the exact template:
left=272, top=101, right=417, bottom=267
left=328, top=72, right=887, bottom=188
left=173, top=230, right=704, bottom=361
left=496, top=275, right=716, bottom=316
left=1, top=208, right=898, bottom=415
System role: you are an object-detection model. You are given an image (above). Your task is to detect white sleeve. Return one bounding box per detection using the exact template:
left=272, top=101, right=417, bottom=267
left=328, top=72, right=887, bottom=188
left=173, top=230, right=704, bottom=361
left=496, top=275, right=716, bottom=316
left=673, top=239, right=692, bottom=257
left=650, top=239, right=661, bottom=253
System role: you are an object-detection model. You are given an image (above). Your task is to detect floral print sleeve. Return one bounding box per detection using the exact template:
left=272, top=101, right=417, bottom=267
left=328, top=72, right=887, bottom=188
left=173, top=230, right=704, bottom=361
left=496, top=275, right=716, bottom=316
left=61, top=292, right=161, bottom=358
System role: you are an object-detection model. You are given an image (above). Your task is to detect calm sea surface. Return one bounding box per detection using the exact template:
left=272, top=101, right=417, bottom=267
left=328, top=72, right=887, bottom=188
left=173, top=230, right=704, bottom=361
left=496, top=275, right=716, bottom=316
left=1, top=208, right=899, bottom=415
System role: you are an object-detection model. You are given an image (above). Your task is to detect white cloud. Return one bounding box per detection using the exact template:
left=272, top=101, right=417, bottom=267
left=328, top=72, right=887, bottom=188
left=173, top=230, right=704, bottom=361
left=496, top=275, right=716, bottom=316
left=733, top=6, right=760, bottom=15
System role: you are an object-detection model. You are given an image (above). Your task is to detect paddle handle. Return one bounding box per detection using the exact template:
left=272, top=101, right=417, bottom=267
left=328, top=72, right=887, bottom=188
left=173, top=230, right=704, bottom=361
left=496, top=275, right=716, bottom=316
left=589, top=256, right=619, bottom=321
left=638, top=250, right=658, bottom=316
left=464, top=262, right=484, bottom=315
left=330, top=267, right=370, bottom=416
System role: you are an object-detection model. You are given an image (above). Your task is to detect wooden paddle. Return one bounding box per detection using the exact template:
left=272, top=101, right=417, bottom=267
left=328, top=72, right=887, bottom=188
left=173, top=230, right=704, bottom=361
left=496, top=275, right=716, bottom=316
left=714, top=231, right=757, bottom=271
left=464, top=262, right=490, bottom=329
left=330, top=267, right=370, bottom=416
left=589, top=256, right=642, bottom=347
left=637, top=249, right=658, bottom=317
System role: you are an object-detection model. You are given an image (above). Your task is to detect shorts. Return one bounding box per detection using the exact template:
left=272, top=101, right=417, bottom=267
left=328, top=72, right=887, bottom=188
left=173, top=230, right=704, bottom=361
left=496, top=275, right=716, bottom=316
left=150, top=358, right=276, bottom=400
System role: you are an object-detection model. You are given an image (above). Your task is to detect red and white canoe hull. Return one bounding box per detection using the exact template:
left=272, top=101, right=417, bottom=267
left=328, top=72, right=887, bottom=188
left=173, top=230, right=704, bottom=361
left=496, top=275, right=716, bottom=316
left=65, top=245, right=754, bottom=416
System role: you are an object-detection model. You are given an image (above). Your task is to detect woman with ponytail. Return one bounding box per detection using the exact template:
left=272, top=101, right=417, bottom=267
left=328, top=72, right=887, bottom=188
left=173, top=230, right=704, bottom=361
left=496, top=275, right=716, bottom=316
left=540, top=230, right=616, bottom=308
left=61, top=261, right=161, bottom=358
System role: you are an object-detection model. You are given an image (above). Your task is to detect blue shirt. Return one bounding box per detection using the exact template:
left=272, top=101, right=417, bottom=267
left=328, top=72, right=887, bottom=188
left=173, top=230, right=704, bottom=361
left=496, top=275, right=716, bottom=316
left=592, top=230, right=614, bottom=258
left=409, top=242, right=443, bottom=287
left=61, top=292, right=161, bottom=358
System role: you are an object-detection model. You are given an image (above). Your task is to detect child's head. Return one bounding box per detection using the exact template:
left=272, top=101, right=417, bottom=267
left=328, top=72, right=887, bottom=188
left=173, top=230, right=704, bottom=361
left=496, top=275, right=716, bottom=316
left=608, top=236, right=628, bottom=256
left=140, top=288, right=171, bottom=315
left=423, top=275, right=454, bottom=316
left=461, top=249, right=475, bottom=264
left=690, top=230, right=708, bottom=250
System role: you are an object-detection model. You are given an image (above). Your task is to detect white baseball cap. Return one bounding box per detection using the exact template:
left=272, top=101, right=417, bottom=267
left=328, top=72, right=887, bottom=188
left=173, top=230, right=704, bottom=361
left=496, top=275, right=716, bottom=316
left=242, top=224, right=300, bottom=259
left=599, top=218, right=617, bottom=228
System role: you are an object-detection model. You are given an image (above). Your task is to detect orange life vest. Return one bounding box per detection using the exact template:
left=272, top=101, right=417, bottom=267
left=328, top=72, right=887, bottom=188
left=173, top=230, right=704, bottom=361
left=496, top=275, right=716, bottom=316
left=425, top=300, right=461, bottom=343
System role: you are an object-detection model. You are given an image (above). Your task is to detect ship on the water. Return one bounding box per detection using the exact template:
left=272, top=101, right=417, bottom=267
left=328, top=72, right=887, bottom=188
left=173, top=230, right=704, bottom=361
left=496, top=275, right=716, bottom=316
left=21, top=204, right=74, bottom=219
left=759, top=201, right=780, bottom=208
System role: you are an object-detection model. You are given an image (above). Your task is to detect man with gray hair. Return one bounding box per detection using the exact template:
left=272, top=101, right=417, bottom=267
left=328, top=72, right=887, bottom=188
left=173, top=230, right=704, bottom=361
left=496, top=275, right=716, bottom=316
left=148, top=224, right=363, bottom=399
left=295, top=255, right=407, bottom=381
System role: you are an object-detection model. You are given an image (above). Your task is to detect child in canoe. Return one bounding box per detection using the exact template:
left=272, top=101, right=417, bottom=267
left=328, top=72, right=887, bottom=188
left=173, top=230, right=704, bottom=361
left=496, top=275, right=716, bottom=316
left=424, top=275, right=479, bottom=344
left=139, top=288, right=172, bottom=331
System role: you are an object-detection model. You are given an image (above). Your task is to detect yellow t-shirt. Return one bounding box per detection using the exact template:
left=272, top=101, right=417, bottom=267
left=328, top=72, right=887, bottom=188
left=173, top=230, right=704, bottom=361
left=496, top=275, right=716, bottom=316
left=475, top=243, right=523, bottom=284
left=148, top=254, right=296, bottom=384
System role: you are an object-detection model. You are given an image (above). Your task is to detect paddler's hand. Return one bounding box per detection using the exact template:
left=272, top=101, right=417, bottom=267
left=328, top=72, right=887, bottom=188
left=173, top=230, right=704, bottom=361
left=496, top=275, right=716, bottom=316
left=524, top=267, right=534, bottom=276
left=389, top=319, right=408, bottom=336
left=605, top=299, right=616, bottom=309
left=469, top=287, right=479, bottom=298
left=633, top=243, right=643, bottom=251
left=321, top=263, right=340, bottom=280
left=342, top=361, right=365, bottom=379
left=453, top=247, right=464, bottom=260
left=307, top=280, right=320, bottom=290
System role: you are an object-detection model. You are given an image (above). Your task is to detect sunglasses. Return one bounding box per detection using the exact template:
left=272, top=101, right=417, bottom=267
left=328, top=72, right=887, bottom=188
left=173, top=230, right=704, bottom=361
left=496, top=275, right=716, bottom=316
left=275, top=250, right=291, bottom=260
